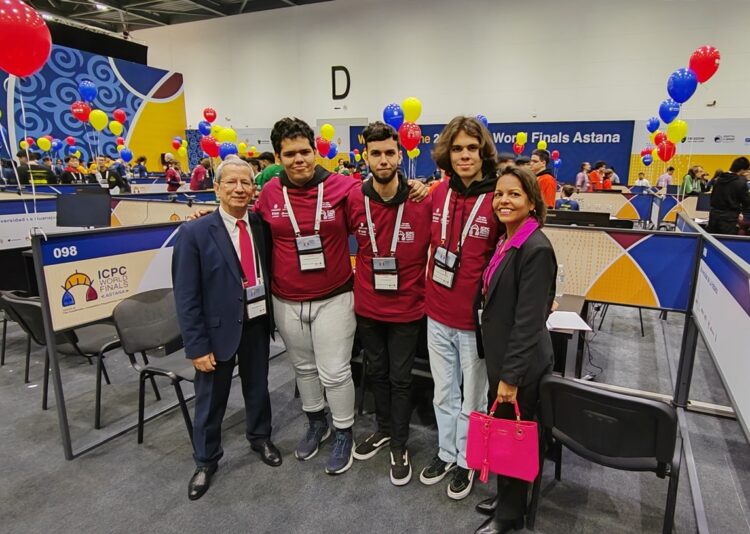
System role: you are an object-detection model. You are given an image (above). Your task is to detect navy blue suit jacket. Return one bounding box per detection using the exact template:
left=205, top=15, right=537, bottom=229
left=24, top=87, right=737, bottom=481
left=172, top=208, right=274, bottom=361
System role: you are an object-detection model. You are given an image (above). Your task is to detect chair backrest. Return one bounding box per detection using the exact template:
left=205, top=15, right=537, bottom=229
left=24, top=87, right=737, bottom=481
left=0, top=292, right=47, bottom=346
left=111, top=288, right=182, bottom=355
left=539, top=375, right=678, bottom=473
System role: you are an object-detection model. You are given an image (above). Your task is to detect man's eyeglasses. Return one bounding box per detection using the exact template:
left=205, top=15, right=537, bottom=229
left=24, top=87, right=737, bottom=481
left=221, top=180, right=254, bottom=190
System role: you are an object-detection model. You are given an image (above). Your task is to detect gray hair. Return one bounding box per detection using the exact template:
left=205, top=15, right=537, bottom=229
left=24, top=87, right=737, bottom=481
left=215, top=155, right=254, bottom=182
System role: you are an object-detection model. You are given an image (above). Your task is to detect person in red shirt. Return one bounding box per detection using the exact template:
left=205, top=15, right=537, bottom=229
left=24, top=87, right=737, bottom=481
left=419, top=116, right=500, bottom=501
left=602, top=168, right=613, bottom=190
left=165, top=161, right=183, bottom=192
left=529, top=149, right=557, bottom=208
left=348, top=122, right=432, bottom=485
left=190, top=158, right=210, bottom=191
left=588, top=160, right=606, bottom=191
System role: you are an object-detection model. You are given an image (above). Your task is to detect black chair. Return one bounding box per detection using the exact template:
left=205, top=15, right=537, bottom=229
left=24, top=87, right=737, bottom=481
left=110, top=288, right=194, bottom=445
left=0, top=292, right=120, bottom=412
left=528, top=375, right=682, bottom=533
left=0, top=290, right=32, bottom=380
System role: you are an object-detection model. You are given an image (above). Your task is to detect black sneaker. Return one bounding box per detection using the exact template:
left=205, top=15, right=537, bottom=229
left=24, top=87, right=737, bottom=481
left=419, top=455, right=456, bottom=486
left=353, top=431, right=391, bottom=460
left=390, top=448, right=412, bottom=486
left=447, top=466, right=475, bottom=500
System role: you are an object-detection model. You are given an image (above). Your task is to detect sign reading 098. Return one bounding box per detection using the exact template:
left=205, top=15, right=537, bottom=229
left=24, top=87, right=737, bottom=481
left=53, top=246, right=78, bottom=259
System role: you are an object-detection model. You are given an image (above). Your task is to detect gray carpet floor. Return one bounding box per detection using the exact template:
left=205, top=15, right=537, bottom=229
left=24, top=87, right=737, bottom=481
left=0, top=305, right=748, bottom=533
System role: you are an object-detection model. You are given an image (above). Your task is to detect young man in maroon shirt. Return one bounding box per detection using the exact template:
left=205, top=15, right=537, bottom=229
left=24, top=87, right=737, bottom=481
left=419, top=116, right=500, bottom=501
left=348, top=122, right=432, bottom=485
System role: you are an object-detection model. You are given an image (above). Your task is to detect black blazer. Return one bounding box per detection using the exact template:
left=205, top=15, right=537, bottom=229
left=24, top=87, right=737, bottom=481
left=172, top=208, right=274, bottom=361
left=475, top=228, right=557, bottom=388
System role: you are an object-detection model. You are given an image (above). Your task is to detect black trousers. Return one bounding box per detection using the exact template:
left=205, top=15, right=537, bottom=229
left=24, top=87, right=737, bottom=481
left=707, top=213, right=739, bottom=235
left=488, top=373, right=546, bottom=521
left=192, top=319, right=271, bottom=467
left=356, top=314, right=421, bottom=449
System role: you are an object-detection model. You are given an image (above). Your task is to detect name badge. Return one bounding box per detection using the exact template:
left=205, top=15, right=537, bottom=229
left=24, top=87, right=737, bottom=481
left=432, top=246, right=459, bottom=289
left=245, top=283, right=267, bottom=319
left=372, top=257, right=399, bottom=292
left=295, top=234, right=326, bottom=271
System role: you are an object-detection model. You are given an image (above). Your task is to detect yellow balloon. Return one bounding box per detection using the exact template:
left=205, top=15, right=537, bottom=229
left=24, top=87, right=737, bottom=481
left=407, top=149, right=417, bottom=159
left=181, top=139, right=187, bottom=147
left=177, top=146, right=187, bottom=158
left=108, top=120, right=123, bottom=136
left=211, top=124, right=223, bottom=137
left=250, top=145, right=257, bottom=153
left=537, top=140, right=548, bottom=150
left=74, top=150, right=81, bottom=158
left=402, top=97, right=422, bottom=123
left=89, top=109, right=108, bottom=131
left=321, top=123, right=335, bottom=142
left=516, top=131, right=528, bottom=144
left=116, top=144, right=125, bottom=152
left=238, top=142, right=248, bottom=153
left=667, top=120, right=688, bottom=143
left=354, top=153, right=362, bottom=162
left=37, top=138, right=51, bottom=151
left=19, top=140, right=29, bottom=150
left=651, top=148, right=658, bottom=160
left=217, top=127, right=237, bottom=143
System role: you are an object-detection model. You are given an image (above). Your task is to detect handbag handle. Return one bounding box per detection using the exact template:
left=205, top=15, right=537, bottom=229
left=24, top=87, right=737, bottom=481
left=488, top=397, right=521, bottom=422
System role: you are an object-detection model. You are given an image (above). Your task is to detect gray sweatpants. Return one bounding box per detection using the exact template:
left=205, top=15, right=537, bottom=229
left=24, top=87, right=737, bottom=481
left=272, top=291, right=356, bottom=429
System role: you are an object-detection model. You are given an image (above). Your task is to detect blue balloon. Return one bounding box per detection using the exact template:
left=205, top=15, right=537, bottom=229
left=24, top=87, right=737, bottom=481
left=643, top=155, right=653, bottom=166
left=383, top=103, right=404, bottom=131
left=667, top=68, right=698, bottom=104
left=51, top=139, right=63, bottom=151
left=476, top=115, right=489, bottom=128
left=658, top=99, right=681, bottom=124
left=219, top=142, right=238, bottom=160
left=202, top=152, right=210, bottom=158
left=78, top=80, right=97, bottom=103
left=349, top=151, right=355, bottom=161
left=646, top=117, right=660, bottom=133
left=173, top=136, right=183, bottom=144
left=67, top=145, right=78, bottom=155
left=120, top=148, right=133, bottom=163
left=198, top=120, right=212, bottom=136
left=553, top=158, right=563, bottom=168
left=327, top=142, right=338, bottom=160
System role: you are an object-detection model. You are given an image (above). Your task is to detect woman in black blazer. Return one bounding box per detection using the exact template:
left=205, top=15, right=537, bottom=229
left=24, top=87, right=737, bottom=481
left=473, top=165, right=557, bottom=534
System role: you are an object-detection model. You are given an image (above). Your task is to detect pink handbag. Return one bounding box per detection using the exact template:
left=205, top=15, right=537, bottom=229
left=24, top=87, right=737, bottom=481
left=466, top=398, right=539, bottom=483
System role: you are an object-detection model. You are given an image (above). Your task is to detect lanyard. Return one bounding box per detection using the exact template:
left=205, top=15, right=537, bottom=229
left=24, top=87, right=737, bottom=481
left=440, top=191, right=486, bottom=250
left=282, top=183, right=324, bottom=236
left=364, top=197, right=405, bottom=257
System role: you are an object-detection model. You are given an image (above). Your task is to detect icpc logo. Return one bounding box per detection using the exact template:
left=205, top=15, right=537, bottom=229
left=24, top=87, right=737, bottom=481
left=61, top=271, right=98, bottom=307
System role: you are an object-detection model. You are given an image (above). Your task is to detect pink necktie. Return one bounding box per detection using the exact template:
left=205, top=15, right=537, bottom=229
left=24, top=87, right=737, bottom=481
left=236, top=220, right=257, bottom=286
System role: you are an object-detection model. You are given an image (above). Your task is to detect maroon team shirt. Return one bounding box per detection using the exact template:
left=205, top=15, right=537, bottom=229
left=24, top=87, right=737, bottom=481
left=348, top=187, right=432, bottom=323
left=254, top=169, right=358, bottom=301
left=425, top=179, right=500, bottom=330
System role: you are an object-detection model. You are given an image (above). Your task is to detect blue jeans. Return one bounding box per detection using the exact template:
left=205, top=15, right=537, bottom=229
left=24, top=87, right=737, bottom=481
left=427, top=317, right=488, bottom=469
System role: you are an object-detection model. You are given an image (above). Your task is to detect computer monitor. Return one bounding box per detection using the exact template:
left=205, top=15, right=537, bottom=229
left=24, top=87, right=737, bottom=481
left=666, top=185, right=679, bottom=195
left=696, top=193, right=711, bottom=212
left=56, top=189, right=111, bottom=228
left=546, top=209, right=611, bottom=228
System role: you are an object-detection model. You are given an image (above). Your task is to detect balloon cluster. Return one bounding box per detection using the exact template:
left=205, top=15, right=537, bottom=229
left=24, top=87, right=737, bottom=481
left=640, top=45, right=720, bottom=165
left=171, top=136, right=188, bottom=158
left=383, top=97, right=423, bottom=159
left=69, top=80, right=132, bottom=160
left=197, top=107, right=246, bottom=159
left=316, top=123, right=338, bottom=159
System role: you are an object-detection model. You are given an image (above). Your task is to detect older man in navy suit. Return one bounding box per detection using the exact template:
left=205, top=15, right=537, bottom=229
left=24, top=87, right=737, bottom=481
left=172, top=155, right=280, bottom=501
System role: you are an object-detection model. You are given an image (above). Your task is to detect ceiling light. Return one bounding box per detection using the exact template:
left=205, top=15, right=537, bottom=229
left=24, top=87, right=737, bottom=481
left=95, top=3, right=109, bottom=10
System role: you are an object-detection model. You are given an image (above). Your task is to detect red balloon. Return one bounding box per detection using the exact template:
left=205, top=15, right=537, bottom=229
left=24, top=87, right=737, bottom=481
left=113, top=108, right=127, bottom=124
left=315, top=136, right=331, bottom=155
left=200, top=135, right=219, bottom=157
left=654, top=132, right=668, bottom=145
left=65, top=136, right=75, bottom=146
left=25, top=136, right=34, bottom=146
left=203, top=107, right=217, bottom=123
left=640, top=147, right=652, bottom=157
left=70, top=101, right=91, bottom=122
left=171, top=139, right=181, bottom=150
left=656, top=140, right=676, bottom=162
left=398, top=122, right=421, bottom=151
left=512, top=142, right=524, bottom=155
left=550, top=150, right=560, bottom=160
left=353, top=149, right=360, bottom=154
left=689, top=46, right=720, bottom=84
left=43, top=135, right=53, bottom=141
left=116, top=136, right=125, bottom=146
left=0, top=1, right=52, bottom=78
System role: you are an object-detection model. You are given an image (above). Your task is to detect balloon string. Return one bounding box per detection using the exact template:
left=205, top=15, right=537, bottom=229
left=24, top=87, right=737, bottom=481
left=82, top=121, right=97, bottom=164
left=0, top=117, right=33, bottom=235
left=18, top=90, right=40, bottom=226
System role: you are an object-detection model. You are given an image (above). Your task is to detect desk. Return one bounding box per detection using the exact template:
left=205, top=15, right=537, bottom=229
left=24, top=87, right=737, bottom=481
left=549, top=294, right=587, bottom=377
